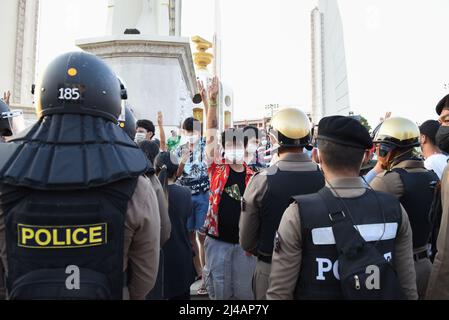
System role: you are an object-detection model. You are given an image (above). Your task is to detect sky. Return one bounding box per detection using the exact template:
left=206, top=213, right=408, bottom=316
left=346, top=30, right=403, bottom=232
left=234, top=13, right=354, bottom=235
left=37, top=0, right=449, bottom=127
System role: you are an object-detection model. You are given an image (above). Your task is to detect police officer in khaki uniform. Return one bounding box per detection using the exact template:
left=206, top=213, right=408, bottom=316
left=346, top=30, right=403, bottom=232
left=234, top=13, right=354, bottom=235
left=239, top=108, right=324, bottom=300
left=118, top=83, right=171, bottom=249
left=426, top=94, right=449, bottom=299
left=267, top=116, right=418, bottom=300
left=370, top=117, right=438, bottom=299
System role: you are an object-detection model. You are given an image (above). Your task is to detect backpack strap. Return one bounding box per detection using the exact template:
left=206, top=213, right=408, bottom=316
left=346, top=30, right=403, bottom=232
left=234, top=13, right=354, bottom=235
left=385, top=167, right=408, bottom=177
left=317, top=188, right=366, bottom=256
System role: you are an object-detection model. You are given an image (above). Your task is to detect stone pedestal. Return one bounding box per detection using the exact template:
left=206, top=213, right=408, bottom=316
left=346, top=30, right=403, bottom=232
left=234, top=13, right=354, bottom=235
left=76, top=34, right=197, bottom=128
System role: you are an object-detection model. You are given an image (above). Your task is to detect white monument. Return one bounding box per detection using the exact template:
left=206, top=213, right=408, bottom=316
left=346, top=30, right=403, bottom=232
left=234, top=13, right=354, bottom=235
left=0, top=0, right=40, bottom=123
left=190, top=0, right=234, bottom=132
left=212, top=0, right=234, bottom=131
left=311, top=0, right=351, bottom=122
left=77, top=0, right=196, bottom=128
left=107, top=0, right=181, bottom=37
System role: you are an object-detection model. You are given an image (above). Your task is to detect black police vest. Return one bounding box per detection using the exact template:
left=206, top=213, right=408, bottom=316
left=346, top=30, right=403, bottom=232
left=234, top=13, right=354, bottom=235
left=387, top=168, right=439, bottom=249
left=257, top=166, right=324, bottom=257
left=2, top=178, right=138, bottom=300
left=293, top=188, right=402, bottom=300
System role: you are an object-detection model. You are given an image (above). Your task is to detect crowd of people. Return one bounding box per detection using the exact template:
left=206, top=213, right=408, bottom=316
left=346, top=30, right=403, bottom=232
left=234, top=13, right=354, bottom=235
left=1, top=51, right=449, bottom=300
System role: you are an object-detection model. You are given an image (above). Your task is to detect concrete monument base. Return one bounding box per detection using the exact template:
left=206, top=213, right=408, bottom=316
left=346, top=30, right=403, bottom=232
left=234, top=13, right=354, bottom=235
left=76, top=34, right=197, bottom=128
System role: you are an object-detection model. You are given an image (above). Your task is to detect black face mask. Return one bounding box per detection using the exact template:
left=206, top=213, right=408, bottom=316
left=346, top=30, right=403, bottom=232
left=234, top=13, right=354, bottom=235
left=436, top=126, right=449, bottom=153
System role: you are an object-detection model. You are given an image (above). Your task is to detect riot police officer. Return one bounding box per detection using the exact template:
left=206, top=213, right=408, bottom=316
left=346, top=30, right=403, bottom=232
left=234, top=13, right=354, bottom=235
left=1, top=91, right=26, bottom=144
left=0, top=52, right=161, bottom=300
left=370, top=117, right=439, bottom=299
left=267, top=116, right=418, bottom=300
left=0, top=99, right=12, bottom=141
left=0, top=98, right=24, bottom=143
left=239, top=107, right=325, bottom=300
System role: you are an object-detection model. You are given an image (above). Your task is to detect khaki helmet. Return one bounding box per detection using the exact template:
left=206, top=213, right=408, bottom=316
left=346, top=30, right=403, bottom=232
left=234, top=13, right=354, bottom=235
left=270, top=107, right=311, bottom=147
left=373, top=117, right=420, bottom=148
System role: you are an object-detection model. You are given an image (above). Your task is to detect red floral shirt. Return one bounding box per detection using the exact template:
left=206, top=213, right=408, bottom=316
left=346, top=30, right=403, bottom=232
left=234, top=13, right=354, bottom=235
left=203, top=162, right=254, bottom=237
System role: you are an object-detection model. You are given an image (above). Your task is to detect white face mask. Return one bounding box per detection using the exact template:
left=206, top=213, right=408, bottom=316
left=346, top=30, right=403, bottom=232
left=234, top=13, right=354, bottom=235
left=261, top=140, right=267, bottom=146
left=225, top=149, right=245, bottom=163
left=134, top=132, right=146, bottom=143
left=246, top=144, right=258, bottom=155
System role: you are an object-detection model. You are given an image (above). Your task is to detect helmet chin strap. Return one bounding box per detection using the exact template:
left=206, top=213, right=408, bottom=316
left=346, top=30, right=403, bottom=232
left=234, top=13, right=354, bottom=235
left=385, top=148, right=413, bottom=170
left=268, top=132, right=281, bottom=156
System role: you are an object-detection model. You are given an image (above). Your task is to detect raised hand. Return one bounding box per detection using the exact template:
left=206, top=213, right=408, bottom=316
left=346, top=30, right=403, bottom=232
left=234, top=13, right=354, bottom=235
left=157, top=111, right=163, bottom=126
left=208, top=76, right=219, bottom=103
left=197, top=80, right=207, bottom=102
left=3, top=91, right=11, bottom=106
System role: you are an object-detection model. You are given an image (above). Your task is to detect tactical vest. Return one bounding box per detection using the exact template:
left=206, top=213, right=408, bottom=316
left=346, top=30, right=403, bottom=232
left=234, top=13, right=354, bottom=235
left=387, top=168, right=439, bottom=249
left=2, top=178, right=138, bottom=300
left=257, top=166, right=324, bottom=257
left=293, top=188, right=402, bottom=300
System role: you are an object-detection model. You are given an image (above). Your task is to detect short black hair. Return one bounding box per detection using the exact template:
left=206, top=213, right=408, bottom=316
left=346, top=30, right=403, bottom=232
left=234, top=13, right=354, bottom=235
left=318, top=139, right=365, bottom=172
left=182, top=117, right=201, bottom=133
left=221, top=128, right=246, bottom=149
left=155, top=151, right=179, bottom=180
left=419, top=120, right=440, bottom=145
left=136, top=119, right=155, bottom=134
left=138, top=140, right=160, bottom=164
left=243, top=126, right=259, bottom=147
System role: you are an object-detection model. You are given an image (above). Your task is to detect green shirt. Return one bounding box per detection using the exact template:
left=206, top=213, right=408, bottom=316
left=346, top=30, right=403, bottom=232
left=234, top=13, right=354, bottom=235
left=167, top=136, right=181, bottom=151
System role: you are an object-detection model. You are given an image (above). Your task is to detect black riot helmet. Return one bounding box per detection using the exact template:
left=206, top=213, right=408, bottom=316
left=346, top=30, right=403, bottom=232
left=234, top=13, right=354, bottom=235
left=118, top=106, right=137, bottom=139
left=35, top=51, right=122, bottom=122
left=0, top=99, right=12, bottom=136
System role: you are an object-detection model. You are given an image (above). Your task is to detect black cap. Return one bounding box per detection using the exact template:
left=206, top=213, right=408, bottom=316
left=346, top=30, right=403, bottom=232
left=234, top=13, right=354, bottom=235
left=318, top=116, right=373, bottom=149
left=419, top=120, right=440, bottom=144
left=436, top=94, right=449, bottom=115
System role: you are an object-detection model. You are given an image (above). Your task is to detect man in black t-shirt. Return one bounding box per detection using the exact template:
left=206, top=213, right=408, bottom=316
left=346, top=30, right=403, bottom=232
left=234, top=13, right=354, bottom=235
left=201, top=76, right=257, bottom=300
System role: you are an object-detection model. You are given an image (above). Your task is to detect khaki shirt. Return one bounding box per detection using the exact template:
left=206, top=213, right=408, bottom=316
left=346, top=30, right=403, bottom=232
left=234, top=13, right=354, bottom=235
left=427, top=165, right=449, bottom=299
left=147, top=174, right=171, bottom=247
left=266, top=177, right=418, bottom=300
left=239, top=153, right=319, bottom=254
left=0, top=176, right=161, bottom=300
left=370, top=160, right=429, bottom=199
